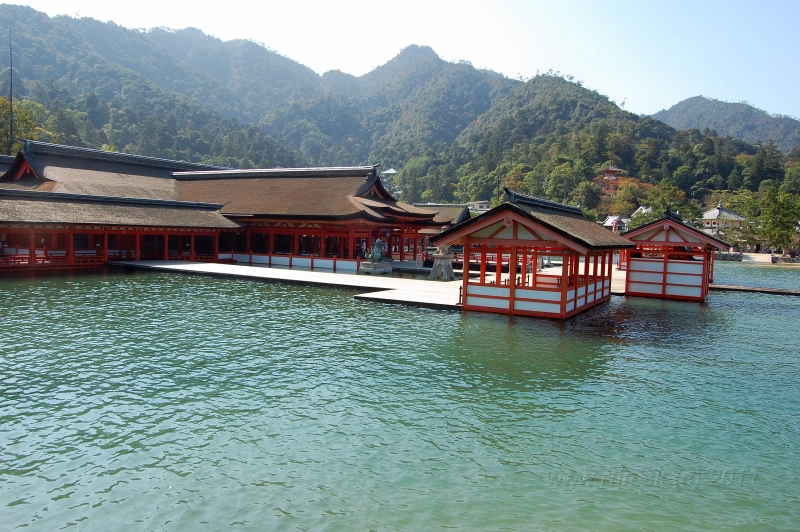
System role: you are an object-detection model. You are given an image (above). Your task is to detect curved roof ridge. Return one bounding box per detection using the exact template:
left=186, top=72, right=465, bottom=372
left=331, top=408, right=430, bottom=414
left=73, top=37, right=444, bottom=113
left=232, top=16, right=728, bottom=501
left=21, top=140, right=230, bottom=172
left=173, top=164, right=380, bottom=180
left=503, top=188, right=583, bottom=215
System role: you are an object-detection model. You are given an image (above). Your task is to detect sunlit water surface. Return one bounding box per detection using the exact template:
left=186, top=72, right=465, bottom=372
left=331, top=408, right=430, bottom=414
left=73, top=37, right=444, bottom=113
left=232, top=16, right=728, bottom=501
left=714, top=259, right=800, bottom=290
left=1, top=265, right=799, bottom=531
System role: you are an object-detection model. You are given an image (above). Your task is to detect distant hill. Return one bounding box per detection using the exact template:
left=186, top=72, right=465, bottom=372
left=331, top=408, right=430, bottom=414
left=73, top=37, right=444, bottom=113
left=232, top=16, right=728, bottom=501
left=653, top=96, right=800, bottom=153
left=0, top=5, right=783, bottom=211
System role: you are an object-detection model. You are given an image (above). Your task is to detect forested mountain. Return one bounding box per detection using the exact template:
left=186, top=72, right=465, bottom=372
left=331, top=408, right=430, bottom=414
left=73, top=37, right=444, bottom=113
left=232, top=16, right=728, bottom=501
left=0, top=4, right=798, bottom=228
left=145, top=27, right=322, bottom=122
left=0, top=4, right=301, bottom=167
left=263, top=46, right=517, bottom=167
left=653, top=96, right=800, bottom=154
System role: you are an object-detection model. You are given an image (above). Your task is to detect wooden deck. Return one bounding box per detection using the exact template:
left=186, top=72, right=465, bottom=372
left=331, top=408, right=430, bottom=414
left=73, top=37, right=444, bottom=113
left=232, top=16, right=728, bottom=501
left=114, top=261, right=799, bottom=318
left=114, top=261, right=464, bottom=310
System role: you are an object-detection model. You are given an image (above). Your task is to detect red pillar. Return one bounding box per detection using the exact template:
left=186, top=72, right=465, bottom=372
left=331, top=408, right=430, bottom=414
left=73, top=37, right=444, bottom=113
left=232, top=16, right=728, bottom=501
left=190, top=234, right=196, bottom=261
left=560, top=253, right=569, bottom=318
left=662, top=245, right=669, bottom=297
left=28, top=231, right=36, bottom=266
left=103, top=232, right=109, bottom=263
left=348, top=230, right=355, bottom=260
left=508, top=246, right=517, bottom=314
left=135, top=234, right=140, bottom=261
left=495, top=248, right=502, bottom=284
left=67, top=230, right=74, bottom=266
left=480, top=245, right=487, bottom=284
left=461, top=240, right=471, bottom=307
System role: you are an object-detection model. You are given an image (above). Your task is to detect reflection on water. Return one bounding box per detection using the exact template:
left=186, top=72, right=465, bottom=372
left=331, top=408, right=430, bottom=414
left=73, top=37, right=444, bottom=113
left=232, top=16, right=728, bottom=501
left=1, top=270, right=799, bottom=530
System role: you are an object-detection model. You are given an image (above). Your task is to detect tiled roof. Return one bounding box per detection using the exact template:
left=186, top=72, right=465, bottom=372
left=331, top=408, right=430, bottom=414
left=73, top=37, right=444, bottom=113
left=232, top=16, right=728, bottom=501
left=0, top=188, right=239, bottom=229
left=702, top=202, right=745, bottom=220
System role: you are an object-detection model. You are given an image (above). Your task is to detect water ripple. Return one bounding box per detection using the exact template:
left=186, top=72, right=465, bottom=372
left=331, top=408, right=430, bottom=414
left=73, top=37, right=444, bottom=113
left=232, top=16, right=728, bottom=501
left=1, top=269, right=799, bottom=530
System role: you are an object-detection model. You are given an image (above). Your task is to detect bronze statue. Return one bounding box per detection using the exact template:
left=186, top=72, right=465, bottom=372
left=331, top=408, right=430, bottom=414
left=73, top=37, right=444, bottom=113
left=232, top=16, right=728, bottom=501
left=369, top=238, right=385, bottom=263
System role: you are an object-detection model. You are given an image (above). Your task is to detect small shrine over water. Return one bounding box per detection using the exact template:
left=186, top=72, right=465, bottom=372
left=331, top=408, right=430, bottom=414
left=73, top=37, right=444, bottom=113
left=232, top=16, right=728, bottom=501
left=430, top=189, right=635, bottom=319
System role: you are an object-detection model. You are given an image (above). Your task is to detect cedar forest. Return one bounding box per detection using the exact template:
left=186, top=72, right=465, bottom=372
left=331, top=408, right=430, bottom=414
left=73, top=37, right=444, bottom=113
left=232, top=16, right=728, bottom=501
left=1, top=4, right=799, bottom=248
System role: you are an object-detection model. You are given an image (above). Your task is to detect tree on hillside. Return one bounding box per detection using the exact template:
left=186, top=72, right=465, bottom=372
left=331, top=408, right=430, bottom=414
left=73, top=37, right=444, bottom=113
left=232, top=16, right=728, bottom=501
left=0, top=97, right=39, bottom=153
left=780, top=163, right=800, bottom=195
left=628, top=182, right=687, bottom=229
left=758, top=187, right=800, bottom=253
left=570, top=180, right=601, bottom=210
left=743, top=140, right=784, bottom=191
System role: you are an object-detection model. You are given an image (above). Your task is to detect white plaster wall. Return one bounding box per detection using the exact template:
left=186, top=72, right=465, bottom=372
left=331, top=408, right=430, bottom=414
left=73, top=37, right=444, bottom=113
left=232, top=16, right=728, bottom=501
left=467, top=285, right=510, bottom=298
left=628, top=282, right=662, bottom=294
left=666, top=273, right=702, bottom=286
left=467, top=296, right=510, bottom=309
left=514, top=300, right=560, bottom=314
left=515, top=288, right=561, bottom=302
left=630, top=258, right=665, bottom=273
left=667, top=261, right=703, bottom=274
left=666, top=285, right=702, bottom=297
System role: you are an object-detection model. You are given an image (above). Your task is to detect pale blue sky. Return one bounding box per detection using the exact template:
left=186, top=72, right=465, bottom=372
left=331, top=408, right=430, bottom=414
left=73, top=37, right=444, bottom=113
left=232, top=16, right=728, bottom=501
left=12, top=0, right=800, bottom=118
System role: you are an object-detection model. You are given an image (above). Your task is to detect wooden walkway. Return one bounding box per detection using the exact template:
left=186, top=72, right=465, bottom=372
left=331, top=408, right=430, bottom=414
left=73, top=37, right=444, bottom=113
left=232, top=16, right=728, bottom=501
left=114, top=261, right=463, bottom=310
left=708, top=284, right=800, bottom=296
left=114, top=262, right=799, bottom=316
left=613, top=268, right=800, bottom=296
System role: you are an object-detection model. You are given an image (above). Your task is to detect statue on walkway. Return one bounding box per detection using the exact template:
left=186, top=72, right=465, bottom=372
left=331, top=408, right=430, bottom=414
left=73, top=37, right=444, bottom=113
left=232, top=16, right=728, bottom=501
left=429, top=244, right=455, bottom=281
left=369, top=238, right=385, bottom=263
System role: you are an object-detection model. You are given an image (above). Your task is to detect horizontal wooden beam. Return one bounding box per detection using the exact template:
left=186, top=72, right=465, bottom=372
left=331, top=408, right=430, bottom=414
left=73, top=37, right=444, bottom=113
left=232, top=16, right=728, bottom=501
left=464, top=237, right=563, bottom=248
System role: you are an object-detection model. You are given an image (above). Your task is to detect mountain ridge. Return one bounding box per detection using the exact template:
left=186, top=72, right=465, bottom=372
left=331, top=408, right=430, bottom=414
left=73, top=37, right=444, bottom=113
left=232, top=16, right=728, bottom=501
left=0, top=4, right=795, bottom=217
left=653, top=96, right=800, bottom=154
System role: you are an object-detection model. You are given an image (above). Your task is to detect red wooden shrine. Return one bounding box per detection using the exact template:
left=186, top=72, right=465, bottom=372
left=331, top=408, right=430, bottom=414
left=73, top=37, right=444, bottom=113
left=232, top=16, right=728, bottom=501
left=621, top=212, right=730, bottom=301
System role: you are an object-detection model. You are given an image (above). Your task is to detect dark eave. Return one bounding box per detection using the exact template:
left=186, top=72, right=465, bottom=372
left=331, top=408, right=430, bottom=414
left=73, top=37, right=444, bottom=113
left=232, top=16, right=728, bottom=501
left=173, top=164, right=380, bottom=180
left=231, top=211, right=427, bottom=224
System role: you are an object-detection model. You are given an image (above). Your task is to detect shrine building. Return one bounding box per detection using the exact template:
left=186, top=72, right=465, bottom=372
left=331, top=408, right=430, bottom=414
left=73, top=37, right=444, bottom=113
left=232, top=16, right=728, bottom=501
left=621, top=211, right=730, bottom=301
left=0, top=141, right=463, bottom=271
left=430, top=189, right=635, bottom=319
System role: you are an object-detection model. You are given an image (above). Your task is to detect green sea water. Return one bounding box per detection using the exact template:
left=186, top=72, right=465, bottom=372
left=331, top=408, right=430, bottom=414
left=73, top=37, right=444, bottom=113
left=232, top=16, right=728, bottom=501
left=1, top=265, right=799, bottom=531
